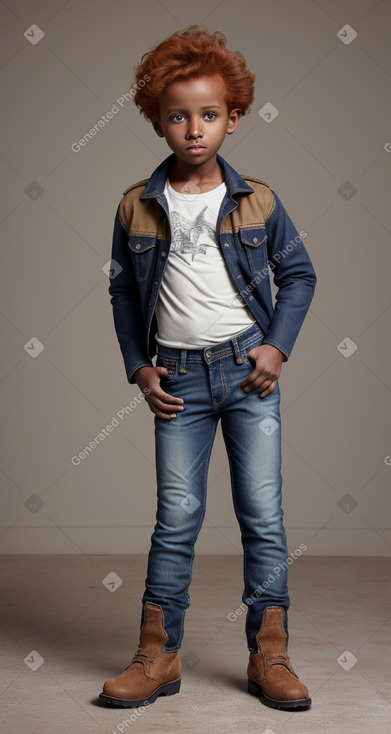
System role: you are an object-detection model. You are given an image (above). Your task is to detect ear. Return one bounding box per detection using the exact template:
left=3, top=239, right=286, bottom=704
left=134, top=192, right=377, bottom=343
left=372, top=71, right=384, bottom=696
left=151, top=115, right=165, bottom=138
left=226, top=109, right=241, bottom=135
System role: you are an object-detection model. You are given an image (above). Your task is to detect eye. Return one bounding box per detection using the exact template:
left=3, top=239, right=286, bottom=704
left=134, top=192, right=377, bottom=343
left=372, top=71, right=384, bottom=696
left=171, top=113, right=185, bottom=122
left=204, top=112, right=217, bottom=120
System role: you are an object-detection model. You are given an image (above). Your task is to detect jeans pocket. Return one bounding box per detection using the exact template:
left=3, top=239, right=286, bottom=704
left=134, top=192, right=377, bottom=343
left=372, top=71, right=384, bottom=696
left=242, top=335, right=265, bottom=365
left=156, top=355, right=177, bottom=383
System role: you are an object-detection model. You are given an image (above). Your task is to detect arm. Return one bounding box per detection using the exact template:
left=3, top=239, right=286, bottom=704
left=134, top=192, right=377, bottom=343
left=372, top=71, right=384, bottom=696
left=242, top=191, right=316, bottom=397
left=108, top=206, right=153, bottom=383
left=109, top=207, right=184, bottom=418
left=262, top=190, right=317, bottom=359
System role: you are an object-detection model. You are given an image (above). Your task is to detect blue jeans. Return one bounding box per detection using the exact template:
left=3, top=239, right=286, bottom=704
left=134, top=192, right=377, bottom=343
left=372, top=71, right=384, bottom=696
left=141, top=322, right=290, bottom=653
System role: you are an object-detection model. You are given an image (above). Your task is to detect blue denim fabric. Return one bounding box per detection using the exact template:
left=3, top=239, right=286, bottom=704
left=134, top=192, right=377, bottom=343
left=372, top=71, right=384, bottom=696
left=141, top=322, right=290, bottom=653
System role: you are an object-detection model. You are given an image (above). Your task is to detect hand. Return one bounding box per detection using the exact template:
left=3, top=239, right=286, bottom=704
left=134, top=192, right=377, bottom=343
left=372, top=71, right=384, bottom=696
left=133, top=366, right=184, bottom=420
left=241, top=344, right=284, bottom=398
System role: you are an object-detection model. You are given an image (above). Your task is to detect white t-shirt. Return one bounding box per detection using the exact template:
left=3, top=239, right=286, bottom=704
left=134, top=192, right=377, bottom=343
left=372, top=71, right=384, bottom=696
left=155, top=179, right=255, bottom=349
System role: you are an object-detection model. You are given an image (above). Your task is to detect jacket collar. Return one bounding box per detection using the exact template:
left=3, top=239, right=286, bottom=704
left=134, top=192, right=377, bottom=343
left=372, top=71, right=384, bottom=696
left=140, top=152, right=254, bottom=200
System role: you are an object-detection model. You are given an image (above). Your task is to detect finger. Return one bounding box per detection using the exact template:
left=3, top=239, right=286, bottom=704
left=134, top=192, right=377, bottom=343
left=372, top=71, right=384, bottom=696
left=159, top=390, right=184, bottom=405
left=147, top=385, right=184, bottom=406
left=147, top=397, right=183, bottom=418
left=243, top=374, right=276, bottom=394
left=259, top=381, right=278, bottom=398
left=148, top=395, right=184, bottom=412
left=242, top=371, right=266, bottom=391
left=243, top=369, right=279, bottom=391
left=152, top=408, right=179, bottom=420
left=242, top=371, right=258, bottom=388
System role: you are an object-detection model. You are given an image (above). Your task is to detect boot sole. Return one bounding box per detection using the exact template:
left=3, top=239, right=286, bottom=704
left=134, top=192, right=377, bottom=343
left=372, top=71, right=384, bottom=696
left=99, top=678, right=181, bottom=707
left=248, top=679, right=311, bottom=710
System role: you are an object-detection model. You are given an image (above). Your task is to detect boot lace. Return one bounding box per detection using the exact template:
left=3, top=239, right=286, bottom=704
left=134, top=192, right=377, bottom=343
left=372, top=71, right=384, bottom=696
left=265, top=654, right=289, bottom=666
left=132, top=648, right=155, bottom=664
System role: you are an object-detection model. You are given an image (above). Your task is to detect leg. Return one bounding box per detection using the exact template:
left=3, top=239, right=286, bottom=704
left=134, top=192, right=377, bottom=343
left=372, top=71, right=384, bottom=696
left=220, top=369, right=290, bottom=652
left=218, top=341, right=310, bottom=709
left=100, top=353, right=217, bottom=706
left=142, top=353, right=218, bottom=650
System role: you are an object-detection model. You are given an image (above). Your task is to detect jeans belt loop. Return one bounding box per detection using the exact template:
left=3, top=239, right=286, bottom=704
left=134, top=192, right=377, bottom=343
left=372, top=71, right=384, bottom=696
left=179, top=349, right=187, bottom=374
left=231, top=336, right=243, bottom=365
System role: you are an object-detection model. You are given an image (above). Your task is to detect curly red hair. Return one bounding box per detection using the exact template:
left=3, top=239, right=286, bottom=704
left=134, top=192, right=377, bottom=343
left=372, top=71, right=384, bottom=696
left=133, top=25, right=255, bottom=122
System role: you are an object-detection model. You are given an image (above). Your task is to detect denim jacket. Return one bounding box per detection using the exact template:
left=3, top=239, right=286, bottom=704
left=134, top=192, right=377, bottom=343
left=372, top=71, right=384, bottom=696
left=108, top=153, right=317, bottom=383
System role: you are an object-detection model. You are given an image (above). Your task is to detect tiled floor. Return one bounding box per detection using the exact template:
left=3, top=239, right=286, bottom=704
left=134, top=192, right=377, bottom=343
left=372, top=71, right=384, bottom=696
left=1, top=555, right=390, bottom=734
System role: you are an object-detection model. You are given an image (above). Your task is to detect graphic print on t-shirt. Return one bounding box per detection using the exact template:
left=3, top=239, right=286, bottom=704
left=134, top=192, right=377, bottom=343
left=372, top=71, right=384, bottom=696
left=169, top=205, right=217, bottom=261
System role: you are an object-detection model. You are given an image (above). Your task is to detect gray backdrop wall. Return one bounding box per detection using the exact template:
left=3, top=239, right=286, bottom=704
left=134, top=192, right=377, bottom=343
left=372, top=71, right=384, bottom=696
left=1, top=0, right=390, bottom=555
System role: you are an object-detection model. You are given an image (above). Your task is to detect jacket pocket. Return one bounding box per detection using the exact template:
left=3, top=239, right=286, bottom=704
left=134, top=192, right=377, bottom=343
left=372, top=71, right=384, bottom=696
left=239, top=227, right=268, bottom=273
left=128, top=236, right=155, bottom=281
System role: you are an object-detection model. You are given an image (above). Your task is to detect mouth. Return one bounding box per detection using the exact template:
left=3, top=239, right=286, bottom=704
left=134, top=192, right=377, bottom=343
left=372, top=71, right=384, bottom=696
left=186, top=144, right=206, bottom=150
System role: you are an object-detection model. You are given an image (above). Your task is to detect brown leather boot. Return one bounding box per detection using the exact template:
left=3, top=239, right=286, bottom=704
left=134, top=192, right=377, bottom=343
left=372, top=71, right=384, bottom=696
left=247, top=606, right=311, bottom=710
left=99, top=602, right=181, bottom=707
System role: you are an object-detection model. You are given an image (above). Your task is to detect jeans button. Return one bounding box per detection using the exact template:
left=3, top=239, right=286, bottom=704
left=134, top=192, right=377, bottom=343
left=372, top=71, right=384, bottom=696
left=205, top=350, right=212, bottom=357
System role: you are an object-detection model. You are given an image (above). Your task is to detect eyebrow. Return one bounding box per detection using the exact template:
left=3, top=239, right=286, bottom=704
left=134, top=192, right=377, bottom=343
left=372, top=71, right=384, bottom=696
left=166, top=105, right=222, bottom=114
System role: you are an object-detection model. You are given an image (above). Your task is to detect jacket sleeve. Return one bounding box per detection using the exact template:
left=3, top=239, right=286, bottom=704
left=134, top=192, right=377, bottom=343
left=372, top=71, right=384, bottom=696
left=263, top=191, right=317, bottom=360
left=108, top=205, right=153, bottom=383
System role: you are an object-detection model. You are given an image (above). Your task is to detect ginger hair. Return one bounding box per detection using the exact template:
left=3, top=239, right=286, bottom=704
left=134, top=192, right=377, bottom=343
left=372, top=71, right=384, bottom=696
left=133, top=25, right=255, bottom=122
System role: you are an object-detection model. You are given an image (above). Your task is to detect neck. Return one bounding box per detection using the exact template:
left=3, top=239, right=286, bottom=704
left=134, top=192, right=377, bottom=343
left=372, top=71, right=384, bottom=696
left=169, top=155, right=223, bottom=188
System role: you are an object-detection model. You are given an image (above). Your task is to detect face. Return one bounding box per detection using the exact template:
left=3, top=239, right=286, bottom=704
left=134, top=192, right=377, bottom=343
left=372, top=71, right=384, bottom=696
left=152, top=74, right=240, bottom=167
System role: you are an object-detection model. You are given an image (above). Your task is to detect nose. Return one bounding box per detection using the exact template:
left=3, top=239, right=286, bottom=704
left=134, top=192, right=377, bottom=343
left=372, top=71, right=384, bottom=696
left=186, top=117, right=203, bottom=139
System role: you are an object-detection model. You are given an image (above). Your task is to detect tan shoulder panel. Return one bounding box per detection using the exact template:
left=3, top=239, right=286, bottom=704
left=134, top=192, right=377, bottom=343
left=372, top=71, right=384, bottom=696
left=221, top=177, right=276, bottom=233
left=118, top=180, right=168, bottom=238
left=122, top=178, right=149, bottom=196
left=241, top=175, right=271, bottom=188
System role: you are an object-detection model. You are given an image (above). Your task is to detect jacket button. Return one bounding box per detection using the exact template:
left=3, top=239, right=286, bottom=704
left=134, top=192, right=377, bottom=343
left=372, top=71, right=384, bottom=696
left=161, top=251, right=166, bottom=257
left=223, top=242, right=229, bottom=247
left=252, top=237, right=258, bottom=244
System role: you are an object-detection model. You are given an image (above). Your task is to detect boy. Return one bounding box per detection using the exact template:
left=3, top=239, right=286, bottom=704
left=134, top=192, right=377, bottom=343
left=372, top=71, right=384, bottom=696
left=100, top=26, right=316, bottom=711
